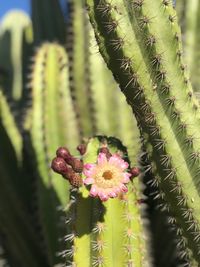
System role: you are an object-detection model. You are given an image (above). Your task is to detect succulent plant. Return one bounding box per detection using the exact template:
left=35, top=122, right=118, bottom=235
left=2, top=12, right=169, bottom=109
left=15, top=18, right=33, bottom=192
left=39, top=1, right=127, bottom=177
left=51, top=136, right=149, bottom=267
left=1, top=0, right=200, bottom=266
left=86, top=0, right=200, bottom=264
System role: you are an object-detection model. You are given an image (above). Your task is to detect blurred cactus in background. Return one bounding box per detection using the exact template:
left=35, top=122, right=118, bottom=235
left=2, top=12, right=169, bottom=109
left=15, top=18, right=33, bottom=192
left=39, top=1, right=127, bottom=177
left=0, top=0, right=200, bottom=267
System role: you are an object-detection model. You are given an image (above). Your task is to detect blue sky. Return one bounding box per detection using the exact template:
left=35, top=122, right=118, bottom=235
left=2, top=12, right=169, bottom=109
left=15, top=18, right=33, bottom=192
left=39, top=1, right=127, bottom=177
left=0, top=0, right=30, bottom=18
left=0, top=0, right=67, bottom=19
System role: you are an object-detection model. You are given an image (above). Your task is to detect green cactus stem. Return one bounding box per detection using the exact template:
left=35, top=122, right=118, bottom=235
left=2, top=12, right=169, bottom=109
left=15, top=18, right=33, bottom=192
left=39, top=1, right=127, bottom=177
left=0, top=10, right=33, bottom=101
left=31, top=0, right=66, bottom=44
left=87, top=0, right=200, bottom=263
left=89, top=22, right=141, bottom=166
left=52, top=136, right=150, bottom=267
left=66, top=0, right=96, bottom=138
left=28, top=42, right=80, bottom=265
left=178, top=0, right=200, bottom=93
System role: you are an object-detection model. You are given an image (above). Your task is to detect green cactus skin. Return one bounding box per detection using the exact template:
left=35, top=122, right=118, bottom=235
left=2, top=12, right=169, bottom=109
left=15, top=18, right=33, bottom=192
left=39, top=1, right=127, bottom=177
left=0, top=93, right=48, bottom=267
left=87, top=0, right=200, bottom=263
left=31, top=0, right=66, bottom=44
left=66, top=0, right=97, bottom=138
left=29, top=42, right=80, bottom=265
left=65, top=137, right=150, bottom=267
left=177, top=0, right=200, bottom=93
left=0, top=10, right=33, bottom=101
left=89, top=22, right=141, bottom=166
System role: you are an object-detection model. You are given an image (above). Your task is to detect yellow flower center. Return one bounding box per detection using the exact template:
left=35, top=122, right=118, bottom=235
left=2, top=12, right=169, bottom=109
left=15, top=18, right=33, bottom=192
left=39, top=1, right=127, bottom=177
left=102, top=170, right=113, bottom=180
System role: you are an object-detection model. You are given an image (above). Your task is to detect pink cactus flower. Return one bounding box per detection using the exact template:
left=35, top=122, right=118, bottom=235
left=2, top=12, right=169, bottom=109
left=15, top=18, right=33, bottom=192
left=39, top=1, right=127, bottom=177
left=83, top=153, right=131, bottom=201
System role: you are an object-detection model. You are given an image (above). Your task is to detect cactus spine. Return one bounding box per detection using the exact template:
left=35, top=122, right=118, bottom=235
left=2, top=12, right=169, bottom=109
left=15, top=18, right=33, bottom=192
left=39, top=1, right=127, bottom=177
left=87, top=0, right=200, bottom=263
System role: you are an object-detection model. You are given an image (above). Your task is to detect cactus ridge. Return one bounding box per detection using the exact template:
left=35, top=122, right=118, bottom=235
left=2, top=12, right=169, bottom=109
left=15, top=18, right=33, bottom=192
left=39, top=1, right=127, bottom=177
left=87, top=0, right=200, bottom=262
left=63, top=137, right=149, bottom=267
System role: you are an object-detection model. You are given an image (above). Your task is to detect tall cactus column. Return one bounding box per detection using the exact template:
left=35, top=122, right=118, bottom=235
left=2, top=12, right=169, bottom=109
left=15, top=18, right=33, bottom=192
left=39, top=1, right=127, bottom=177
left=27, top=42, right=80, bottom=265
left=51, top=136, right=150, bottom=267
left=87, top=0, right=200, bottom=263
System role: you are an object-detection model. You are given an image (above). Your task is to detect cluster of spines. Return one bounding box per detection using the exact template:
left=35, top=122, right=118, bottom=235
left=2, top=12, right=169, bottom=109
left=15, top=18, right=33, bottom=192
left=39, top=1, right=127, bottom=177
left=87, top=0, right=200, bottom=262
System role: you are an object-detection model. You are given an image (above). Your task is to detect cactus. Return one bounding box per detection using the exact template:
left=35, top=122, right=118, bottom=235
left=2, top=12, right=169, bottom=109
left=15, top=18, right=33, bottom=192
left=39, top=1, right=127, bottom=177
left=0, top=10, right=33, bottom=101
left=2, top=0, right=200, bottom=265
left=27, top=42, right=81, bottom=265
left=176, top=0, right=200, bottom=93
left=87, top=0, right=200, bottom=263
left=31, top=0, right=66, bottom=44
left=51, top=136, right=149, bottom=267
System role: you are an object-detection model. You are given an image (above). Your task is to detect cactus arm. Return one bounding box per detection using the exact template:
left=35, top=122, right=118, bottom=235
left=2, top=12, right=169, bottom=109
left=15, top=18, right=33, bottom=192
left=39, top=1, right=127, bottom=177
left=0, top=90, right=22, bottom=162
left=29, top=42, right=80, bottom=265
left=66, top=137, right=149, bottom=267
left=67, top=0, right=96, bottom=138
left=0, top=160, right=49, bottom=267
left=183, top=0, right=200, bottom=92
left=0, top=11, right=33, bottom=101
left=89, top=20, right=141, bottom=165
left=0, top=119, right=48, bottom=267
left=31, top=0, right=65, bottom=44
left=87, top=0, right=200, bottom=262
left=89, top=25, right=118, bottom=135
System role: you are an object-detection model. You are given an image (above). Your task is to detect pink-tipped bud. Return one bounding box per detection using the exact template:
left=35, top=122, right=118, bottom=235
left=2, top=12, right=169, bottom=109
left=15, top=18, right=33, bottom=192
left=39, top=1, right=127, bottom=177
left=56, top=147, right=71, bottom=160
left=99, top=147, right=112, bottom=159
left=51, top=157, right=68, bottom=175
left=130, top=167, right=140, bottom=177
left=77, top=144, right=87, bottom=155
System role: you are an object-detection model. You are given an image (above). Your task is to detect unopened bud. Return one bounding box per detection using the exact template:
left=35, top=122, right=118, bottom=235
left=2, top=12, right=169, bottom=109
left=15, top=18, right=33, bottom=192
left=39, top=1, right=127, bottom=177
left=130, top=167, right=140, bottom=177
left=56, top=147, right=71, bottom=161
left=63, top=171, right=83, bottom=187
left=77, top=144, right=87, bottom=155
left=99, top=147, right=112, bottom=159
left=70, top=159, right=83, bottom=173
left=69, top=173, right=83, bottom=187
left=51, top=157, right=68, bottom=174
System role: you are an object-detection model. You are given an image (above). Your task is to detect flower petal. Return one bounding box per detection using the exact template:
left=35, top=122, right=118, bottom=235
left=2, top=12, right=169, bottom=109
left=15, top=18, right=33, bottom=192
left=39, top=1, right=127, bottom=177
left=84, top=163, right=95, bottom=170
left=83, top=170, right=92, bottom=177
left=108, top=191, right=117, bottom=198
left=109, top=154, right=129, bottom=170
left=120, top=184, right=128, bottom=193
left=122, top=172, right=132, bottom=183
left=90, top=185, right=98, bottom=197
left=97, top=153, right=107, bottom=165
left=84, top=177, right=94, bottom=185
left=98, top=192, right=109, bottom=201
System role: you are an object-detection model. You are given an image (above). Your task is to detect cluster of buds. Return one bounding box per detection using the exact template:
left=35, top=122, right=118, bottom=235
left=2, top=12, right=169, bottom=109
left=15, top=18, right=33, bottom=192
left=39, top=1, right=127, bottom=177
left=51, top=146, right=84, bottom=187
left=51, top=141, right=141, bottom=200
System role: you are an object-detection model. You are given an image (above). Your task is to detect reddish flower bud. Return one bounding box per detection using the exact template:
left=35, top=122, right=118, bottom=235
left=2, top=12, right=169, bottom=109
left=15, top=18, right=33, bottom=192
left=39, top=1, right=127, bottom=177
left=137, top=199, right=145, bottom=205
left=56, top=147, right=71, bottom=161
left=77, top=144, right=87, bottom=155
left=70, top=159, right=83, bottom=173
left=63, top=170, right=83, bottom=187
left=130, top=167, right=140, bottom=177
left=69, top=173, right=83, bottom=187
left=51, top=157, right=68, bottom=174
left=99, top=147, right=112, bottom=159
